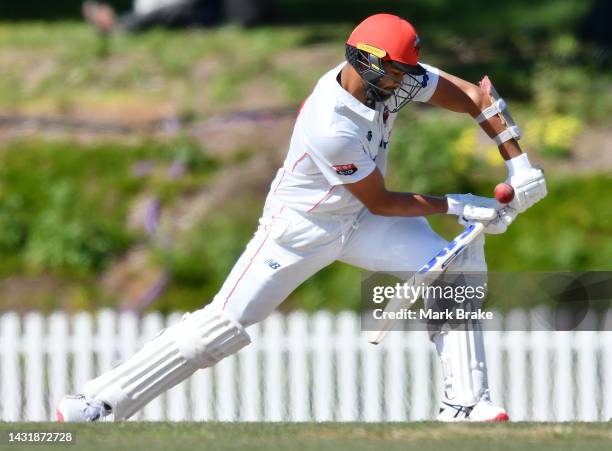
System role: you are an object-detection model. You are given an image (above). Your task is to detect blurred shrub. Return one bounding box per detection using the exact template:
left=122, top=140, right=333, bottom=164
left=0, top=139, right=218, bottom=276
left=153, top=198, right=260, bottom=312
left=523, top=114, right=583, bottom=158
left=386, top=111, right=483, bottom=195
left=0, top=202, right=27, bottom=254
left=532, top=34, right=612, bottom=123
left=23, top=182, right=122, bottom=273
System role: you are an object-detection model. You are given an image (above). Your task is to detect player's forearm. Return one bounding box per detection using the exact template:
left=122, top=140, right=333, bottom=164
left=462, top=80, right=523, bottom=160
left=470, top=90, right=523, bottom=160
left=459, top=81, right=524, bottom=160
left=429, top=72, right=523, bottom=160
left=370, top=192, right=448, bottom=217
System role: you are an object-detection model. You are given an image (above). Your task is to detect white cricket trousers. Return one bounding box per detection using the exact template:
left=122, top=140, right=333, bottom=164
left=209, top=194, right=487, bottom=327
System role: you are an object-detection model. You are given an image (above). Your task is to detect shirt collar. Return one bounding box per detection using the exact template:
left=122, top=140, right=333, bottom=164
left=330, top=62, right=378, bottom=122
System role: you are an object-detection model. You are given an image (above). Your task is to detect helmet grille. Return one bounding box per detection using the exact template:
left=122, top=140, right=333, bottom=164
left=344, top=44, right=425, bottom=113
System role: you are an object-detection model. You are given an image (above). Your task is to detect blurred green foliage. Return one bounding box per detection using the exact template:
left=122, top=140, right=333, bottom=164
left=1, top=1, right=609, bottom=124
left=386, top=112, right=481, bottom=195
left=0, top=23, right=340, bottom=116
left=0, top=139, right=219, bottom=276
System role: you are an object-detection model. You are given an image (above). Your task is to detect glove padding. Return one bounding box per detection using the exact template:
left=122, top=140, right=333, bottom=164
left=458, top=205, right=518, bottom=234
left=446, top=194, right=499, bottom=221
left=506, top=167, right=547, bottom=213
left=447, top=194, right=517, bottom=234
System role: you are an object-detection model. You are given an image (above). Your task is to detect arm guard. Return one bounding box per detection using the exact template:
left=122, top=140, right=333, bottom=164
left=476, top=76, right=522, bottom=145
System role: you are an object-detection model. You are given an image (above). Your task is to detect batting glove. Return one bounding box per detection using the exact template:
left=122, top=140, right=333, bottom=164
left=458, top=205, right=518, bottom=234
left=446, top=193, right=500, bottom=221
left=446, top=194, right=516, bottom=234
left=505, top=153, right=547, bottom=213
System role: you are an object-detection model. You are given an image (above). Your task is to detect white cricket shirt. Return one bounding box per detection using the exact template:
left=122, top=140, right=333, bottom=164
left=270, top=61, right=439, bottom=216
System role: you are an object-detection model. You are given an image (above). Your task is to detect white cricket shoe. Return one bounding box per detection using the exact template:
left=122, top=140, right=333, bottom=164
left=56, top=394, right=110, bottom=422
left=437, top=398, right=509, bottom=422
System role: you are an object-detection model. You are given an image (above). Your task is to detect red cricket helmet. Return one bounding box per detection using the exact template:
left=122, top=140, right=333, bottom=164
left=347, top=13, right=424, bottom=75
left=345, top=14, right=428, bottom=112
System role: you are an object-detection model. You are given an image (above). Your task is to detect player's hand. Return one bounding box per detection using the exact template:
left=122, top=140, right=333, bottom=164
left=446, top=193, right=501, bottom=222
left=458, top=205, right=517, bottom=234
left=504, top=154, right=546, bottom=213
left=447, top=193, right=517, bottom=234
left=506, top=167, right=547, bottom=213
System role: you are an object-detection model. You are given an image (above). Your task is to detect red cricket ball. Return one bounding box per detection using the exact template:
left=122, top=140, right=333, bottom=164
left=494, top=183, right=515, bottom=204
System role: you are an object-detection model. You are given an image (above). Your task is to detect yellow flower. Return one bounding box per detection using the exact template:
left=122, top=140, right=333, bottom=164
left=453, top=127, right=478, bottom=158
left=452, top=127, right=478, bottom=172
left=524, top=114, right=583, bottom=149
left=485, top=146, right=503, bottom=167
left=543, top=115, right=582, bottom=148
left=523, top=117, right=546, bottom=148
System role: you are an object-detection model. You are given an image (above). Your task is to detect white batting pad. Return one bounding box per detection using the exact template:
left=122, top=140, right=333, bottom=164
left=434, top=322, right=489, bottom=407
left=83, top=307, right=250, bottom=420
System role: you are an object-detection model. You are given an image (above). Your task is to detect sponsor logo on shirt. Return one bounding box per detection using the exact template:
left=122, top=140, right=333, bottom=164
left=367, top=131, right=373, bottom=142
left=333, top=163, right=358, bottom=176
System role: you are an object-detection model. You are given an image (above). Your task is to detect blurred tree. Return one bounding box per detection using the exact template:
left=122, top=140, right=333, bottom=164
left=0, top=1, right=132, bottom=20
left=0, top=0, right=274, bottom=26
left=578, top=0, right=612, bottom=66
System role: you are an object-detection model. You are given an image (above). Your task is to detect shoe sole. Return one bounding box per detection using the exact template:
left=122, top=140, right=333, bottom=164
left=485, top=412, right=510, bottom=422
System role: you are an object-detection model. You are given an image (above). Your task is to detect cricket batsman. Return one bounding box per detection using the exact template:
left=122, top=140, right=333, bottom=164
left=57, top=13, right=547, bottom=422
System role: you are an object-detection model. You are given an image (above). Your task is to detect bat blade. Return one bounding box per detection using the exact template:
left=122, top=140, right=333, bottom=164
left=367, top=222, right=485, bottom=344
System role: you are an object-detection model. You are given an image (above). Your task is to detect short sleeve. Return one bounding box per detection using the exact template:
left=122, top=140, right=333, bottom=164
left=411, top=63, right=440, bottom=103
left=307, top=134, right=377, bottom=186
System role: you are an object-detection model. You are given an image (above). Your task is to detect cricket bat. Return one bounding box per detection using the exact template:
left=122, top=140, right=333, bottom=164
left=367, top=222, right=486, bottom=344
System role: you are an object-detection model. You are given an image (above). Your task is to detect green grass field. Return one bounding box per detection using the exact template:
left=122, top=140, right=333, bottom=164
left=1, top=422, right=610, bottom=451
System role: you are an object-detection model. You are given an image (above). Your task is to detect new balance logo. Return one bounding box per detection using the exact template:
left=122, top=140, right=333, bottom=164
left=264, top=258, right=281, bottom=270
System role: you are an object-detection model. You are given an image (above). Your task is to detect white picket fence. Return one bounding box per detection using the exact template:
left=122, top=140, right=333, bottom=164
left=0, top=310, right=611, bottom=422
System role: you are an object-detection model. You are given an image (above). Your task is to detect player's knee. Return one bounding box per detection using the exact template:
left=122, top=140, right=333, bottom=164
left=378, top=217, right=448, bottom=271
left=169, top=305, right=251, bottom=369
left=210, top=296, right=267, bottom=329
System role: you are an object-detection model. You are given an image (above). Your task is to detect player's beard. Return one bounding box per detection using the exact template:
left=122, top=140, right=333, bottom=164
left=365, top=82, right=393, bottom=107
left=372, top=79, right=395, bottom=102
left=377, top=89, right=394, bottom=101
